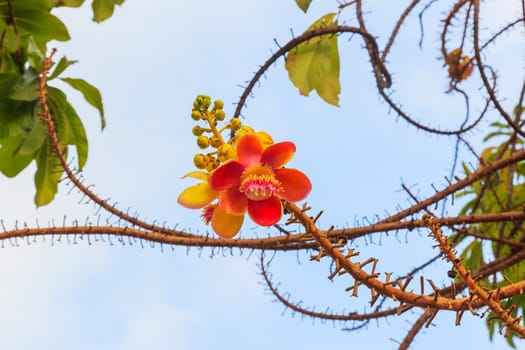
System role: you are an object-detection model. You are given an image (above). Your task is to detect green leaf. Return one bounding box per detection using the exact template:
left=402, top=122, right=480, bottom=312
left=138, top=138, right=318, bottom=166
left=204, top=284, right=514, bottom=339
left=460, top=239, right=484, bottom=271
left=47, top=87, right=88, bottom=169
left=34, top=141, right=64, bottom=206
left=285, top=13, right=340, bottom=106
left=26, top=36, right=46, bottom=70
left=3, top=24, right=22, bottom=53
left=14, top=104, right=47, bottom=156
left=0, top=0, right=52, bottom=12
left=0, top=99, right=34, bottom=138
left=0, top=135, right=34, bottom=177
left=61, top=98, right=88, bottom=169
left=513, top=104, right=524, bottom=118
left=60, top=77, right=105, bottom=129
left=0, top=73, right=22, bottom=97
left=2, top=10, right=71, bottom=42
left=49, top=56, right=78, bottom=80
left=8, top=68, right=39, bottom=101
left=92, top=0, right=125, bottom=23
left=295, top=0, right=312, bottom=13
left=0, top=50, right=17, bottom=73
left=47, top=87, right=72, bottom=140
left=52, top=0, right=85, bottom=7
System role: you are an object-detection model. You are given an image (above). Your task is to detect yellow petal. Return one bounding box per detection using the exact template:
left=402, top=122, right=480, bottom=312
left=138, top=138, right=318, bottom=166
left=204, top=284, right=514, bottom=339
left=181, top=170, right=210, bottom=181
left=177, top=182, right=217, bottom=209
left=211, top=205, right=244, bottom=239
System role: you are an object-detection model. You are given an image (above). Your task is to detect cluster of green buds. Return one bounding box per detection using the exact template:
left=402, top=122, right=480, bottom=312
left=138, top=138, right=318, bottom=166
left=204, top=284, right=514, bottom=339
left=190, top=95, right=244, bottom=172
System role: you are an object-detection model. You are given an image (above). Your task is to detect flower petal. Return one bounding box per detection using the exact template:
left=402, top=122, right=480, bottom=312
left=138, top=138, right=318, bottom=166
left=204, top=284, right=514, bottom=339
left=247, top=196, right=282, bottom=226
left=211, top=205, right=244, bottom=239
left=237, top=134, right=263, bottom=167
left=219, top=187, right=248, bottom=215
left=275, top=168, right=312, bottom=202
left=181, top=170, right=210, bottom=181
left=261, top=141, right=296, bottom=168
left=209, top=160, right=244, bottom=190
left=177, top=182, right=217, bottom=209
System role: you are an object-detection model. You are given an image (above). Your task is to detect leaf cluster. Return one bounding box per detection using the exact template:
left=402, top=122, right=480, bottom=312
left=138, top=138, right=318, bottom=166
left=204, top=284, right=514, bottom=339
left=0, top=0, right=117, bottom=205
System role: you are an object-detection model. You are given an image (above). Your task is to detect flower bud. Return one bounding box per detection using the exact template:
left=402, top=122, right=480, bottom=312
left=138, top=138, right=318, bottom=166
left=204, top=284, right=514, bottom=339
left=197, top=135, right=210, bottom=149
left=256, top=131, right=273, bottom=149
left=213, top=100, right=224, bottom=110
left=218, top=144, right=236, bottom=161
left=206, top=158, right=220, bottom=172
left=202, top=96, right=211, bottom=109
left=192, top=126, right=204, bottom=136
left=215, top=110, right=226, bottom=121
left=191, top=110, right=201, bottom=120
left=209, top=136, right=221, bottom=148
left=235, top=126, right=254, bottom=139
left=230, top=117, right=242, bottom=130
left=193, top=154, right=206, bottom=169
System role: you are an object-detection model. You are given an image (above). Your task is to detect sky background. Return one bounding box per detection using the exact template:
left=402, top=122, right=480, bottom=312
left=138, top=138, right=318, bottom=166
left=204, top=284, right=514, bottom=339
left=0, top=1, right=522, bottom=349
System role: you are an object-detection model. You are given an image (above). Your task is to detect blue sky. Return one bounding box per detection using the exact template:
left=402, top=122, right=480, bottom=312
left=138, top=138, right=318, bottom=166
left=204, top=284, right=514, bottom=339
left=0, top=1, right=521, bottom=349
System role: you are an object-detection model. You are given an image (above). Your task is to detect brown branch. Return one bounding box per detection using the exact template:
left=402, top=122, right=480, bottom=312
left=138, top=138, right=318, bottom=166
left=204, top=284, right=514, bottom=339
left=381, top=0, right=422, bottom=61
left=423, top=213, right=525, bottom=338
left=380, top=150, right=525, bottom=224
left=472, top=0, right=525, bottom=138
left=6, top=0, right=24, bottom=74
left=38, top=49, right=197, bottom=239
left=0, top=225, right=321, bottom=251
left=260, top=254, right=398, bottom=322
left=287, top=202, right=525, bottom=312
left=1, top=211, right=525, bottom=252
left=398, top=309, right=433, bottom=350
left=233, top=25, right=390, bottom=119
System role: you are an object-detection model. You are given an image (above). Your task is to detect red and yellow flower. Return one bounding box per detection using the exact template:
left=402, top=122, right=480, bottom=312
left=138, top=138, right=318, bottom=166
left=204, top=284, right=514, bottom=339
left=178, top=133, right=312, bottom=239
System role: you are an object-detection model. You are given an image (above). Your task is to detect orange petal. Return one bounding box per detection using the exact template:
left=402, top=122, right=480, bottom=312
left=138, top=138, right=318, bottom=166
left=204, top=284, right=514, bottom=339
left=209, top=160, right=244, bottom=190
left=261, top=141, right=296, bottom=168
left=274, top=168, right=312, bottom=202
left=237, top=134, right=263, bottom=167
left=219, top=187, right=248, bottom=215
left=177, top=182, right=217, bottom=209
left=247, top=196, right=282, bottom=226
left=211, top=205, right=244, bottom=239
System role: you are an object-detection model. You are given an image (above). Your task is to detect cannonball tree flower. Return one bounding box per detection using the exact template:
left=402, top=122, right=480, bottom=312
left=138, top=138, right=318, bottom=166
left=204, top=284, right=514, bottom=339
left=210, top=134, right=312, bottom=231
left=178, top=133, right=312, bottom=239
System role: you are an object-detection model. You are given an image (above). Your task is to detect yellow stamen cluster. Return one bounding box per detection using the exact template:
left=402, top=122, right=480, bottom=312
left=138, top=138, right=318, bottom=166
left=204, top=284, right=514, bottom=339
left=239, top=165, right=282, bottom=201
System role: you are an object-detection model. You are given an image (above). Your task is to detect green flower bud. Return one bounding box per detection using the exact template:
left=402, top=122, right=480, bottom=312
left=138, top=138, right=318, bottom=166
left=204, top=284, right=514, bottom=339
left=215, top=110, right=226, bottom=121
left=214, top=100, right=224, bottom=110
left=196, top=96, right=204, bottom=108
left=197, top=135, right=210, bottom=149
left=202, top=96, right=211, bottom=109
left=191, top=110, right=201, bottom=120
left=192, top=125, right=204, bottom=136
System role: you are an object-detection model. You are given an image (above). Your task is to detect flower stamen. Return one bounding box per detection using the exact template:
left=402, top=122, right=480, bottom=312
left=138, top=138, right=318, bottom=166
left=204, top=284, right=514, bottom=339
left=240, top=165, right=282, bottom=201
left=201, top=204, right=216, bottom=225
